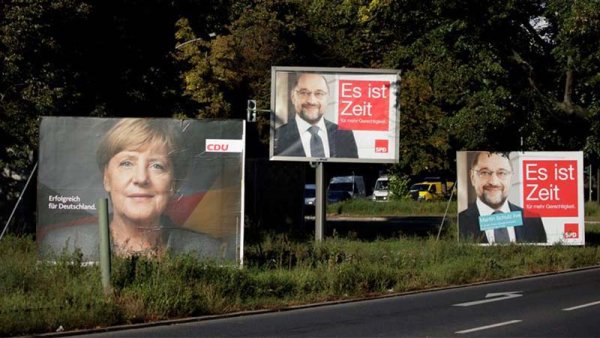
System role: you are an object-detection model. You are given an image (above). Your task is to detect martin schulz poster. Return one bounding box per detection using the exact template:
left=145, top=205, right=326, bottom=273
left=270, top=66, right=400, bottom=163
left=457, top=151, right=584, bottom=245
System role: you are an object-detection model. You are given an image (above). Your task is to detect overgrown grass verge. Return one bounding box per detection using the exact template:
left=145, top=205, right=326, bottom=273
left=328, top=199, right=456, bottom=217
left=0, top=236, right=121, bottom=336
left=328, top=200, right=600, bottom=220
left=2, top=223, right=600, bottom=336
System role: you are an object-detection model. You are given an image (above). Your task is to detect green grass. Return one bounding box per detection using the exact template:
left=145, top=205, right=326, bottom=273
left=2, top=200, right=600, bottom=336
left=327, top=198, right=456, bottom=216
left=585, top=201, right=600, bottom=220
left=0, top=236, right=121, bottom=335
left=328, top=199, right=600, bottom=221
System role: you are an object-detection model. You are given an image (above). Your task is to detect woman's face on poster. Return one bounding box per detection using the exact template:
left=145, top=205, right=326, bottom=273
left=103, top=141, right=174, bottom=225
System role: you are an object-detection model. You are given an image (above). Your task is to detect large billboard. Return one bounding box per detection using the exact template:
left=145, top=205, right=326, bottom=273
left=37, top=117, right=245, bottom=263
left=457, top=151, right=584, bottom=245
left=270, top=66, right=400, bottom=163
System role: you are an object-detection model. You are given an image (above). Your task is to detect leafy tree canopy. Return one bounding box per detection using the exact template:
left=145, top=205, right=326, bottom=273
left=1, top=0, right=599, bottom=229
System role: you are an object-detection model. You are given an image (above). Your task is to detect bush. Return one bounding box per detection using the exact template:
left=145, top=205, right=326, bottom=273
left=388, top=174, right=412, bottom=200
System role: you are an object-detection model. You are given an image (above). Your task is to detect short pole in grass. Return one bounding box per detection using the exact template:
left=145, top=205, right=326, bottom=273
left=98, top=198, right=112, bottom=294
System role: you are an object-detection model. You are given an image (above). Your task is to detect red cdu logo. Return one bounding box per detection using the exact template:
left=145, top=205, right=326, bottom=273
left=207, top=143, right=229, bottom=152
left=205, top=139, right=244, bottom=153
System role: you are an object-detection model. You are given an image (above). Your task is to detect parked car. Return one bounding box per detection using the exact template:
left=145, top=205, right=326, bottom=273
left=371, top=175, right=391, bottom=202
left=327, top=175, right=366, bottom=203
left=304, top=184, right=316, bottom=207
left=408, top=179, right=455, bottom=201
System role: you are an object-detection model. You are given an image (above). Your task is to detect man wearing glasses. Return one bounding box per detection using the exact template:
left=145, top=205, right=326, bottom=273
left=274, top=72, right=358, bottom=158
left=459, top=151, right=546, bottom=244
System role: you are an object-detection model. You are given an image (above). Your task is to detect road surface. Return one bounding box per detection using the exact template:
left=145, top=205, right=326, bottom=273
left=72, top=266, right=600, bottom=337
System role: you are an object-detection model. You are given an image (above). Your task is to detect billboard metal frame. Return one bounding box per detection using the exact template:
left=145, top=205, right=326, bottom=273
left=269, top=66, right=401, bottom=164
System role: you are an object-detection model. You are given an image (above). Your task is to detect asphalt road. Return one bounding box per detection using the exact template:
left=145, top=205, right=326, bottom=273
left=71, top=266, right=600, bottom=337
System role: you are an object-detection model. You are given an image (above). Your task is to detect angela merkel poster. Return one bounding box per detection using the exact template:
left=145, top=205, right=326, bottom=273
left=37, top=117, right=245, bottom=263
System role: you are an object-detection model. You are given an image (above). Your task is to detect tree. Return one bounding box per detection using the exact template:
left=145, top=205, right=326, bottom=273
left=545, top=0, right=600, bottom=164
left=369, top=0, right=600, bottom=176
left=0, top=0, right=94, bottom=230
left=174, top=0, right=312, bottom=138
left=0, top=0, right=191, bottom=230
left=2, top=0, right=600, bottom=233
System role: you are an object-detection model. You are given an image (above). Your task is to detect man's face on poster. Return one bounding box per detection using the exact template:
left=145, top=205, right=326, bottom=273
left=470, top=152, right=512, bottom=210
left=291, top=73, right=329, bottom=125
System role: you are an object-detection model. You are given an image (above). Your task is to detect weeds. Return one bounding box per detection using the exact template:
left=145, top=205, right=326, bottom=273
left=2, top=209, right=600, bottom=335
left=328, top=199, right=457, bottom=216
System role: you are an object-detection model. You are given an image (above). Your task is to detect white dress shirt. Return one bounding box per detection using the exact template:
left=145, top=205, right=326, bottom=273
left=294, top=115, right=330, bottom=157
left=476, top=198, right=517, bottom=243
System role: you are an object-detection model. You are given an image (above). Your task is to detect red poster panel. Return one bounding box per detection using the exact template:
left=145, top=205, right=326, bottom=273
left=337, top=80, right=390, bottom=131
left=522, top=160, right=578, bottom=217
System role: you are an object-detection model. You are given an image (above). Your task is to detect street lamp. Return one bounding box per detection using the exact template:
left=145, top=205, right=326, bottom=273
left=175, top=32, right=216, bottom=50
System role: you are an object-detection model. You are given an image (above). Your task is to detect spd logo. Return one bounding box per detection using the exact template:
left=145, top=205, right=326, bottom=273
left=375, top=139, right=388, bottom=153
left=563, top=223, right=579, bottom=239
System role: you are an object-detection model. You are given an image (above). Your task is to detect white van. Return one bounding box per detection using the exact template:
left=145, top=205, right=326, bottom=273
left=327, top=175, right=366, bottom=203
left=372, top=176, right=391, bottom=202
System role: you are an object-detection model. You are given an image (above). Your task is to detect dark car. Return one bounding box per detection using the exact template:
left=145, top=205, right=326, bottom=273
left=304, top=184, right=316, bottom=214
left=304, top=184, right=316, bottom=206
left=327, top=190, right=352, bottom=203
left=326, top=175, right=366, bottom=204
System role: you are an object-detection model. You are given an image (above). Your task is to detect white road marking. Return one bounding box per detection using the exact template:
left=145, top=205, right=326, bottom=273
left=563, top=300, right=600, bottom=311
left=456, top=320, right=523, bottom=334
left=453, top=291, right=523, bottom=307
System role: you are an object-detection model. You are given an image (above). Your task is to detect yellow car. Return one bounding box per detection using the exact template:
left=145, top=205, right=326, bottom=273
left=408, top=181, right=454, bottom=201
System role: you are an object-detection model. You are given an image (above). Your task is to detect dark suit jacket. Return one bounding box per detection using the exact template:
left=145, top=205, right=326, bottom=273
left=39, top=216, right=228, bottom=261
left=458, top=202, right=547, bottom=243
left=274, top=118, right=358, bottom=158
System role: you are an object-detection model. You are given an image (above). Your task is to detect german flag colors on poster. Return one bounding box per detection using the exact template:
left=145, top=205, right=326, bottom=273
left=37, top=117, right=245, bottom=263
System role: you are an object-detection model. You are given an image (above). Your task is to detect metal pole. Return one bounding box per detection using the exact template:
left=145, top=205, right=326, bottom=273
left=588, top=164, right=593, bottom=202
left=97, top=198, right=112, bottom=294
left=315, top=162, right=325, bottom=241
left=437, top=185, right=455, bottom=241
left=1, top=162, right=38, bottom=241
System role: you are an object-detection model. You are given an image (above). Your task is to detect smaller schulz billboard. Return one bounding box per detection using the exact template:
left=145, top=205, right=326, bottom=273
left=270, top=66, right=400, bottom=163
left=457, top=151, right=584, bottom=245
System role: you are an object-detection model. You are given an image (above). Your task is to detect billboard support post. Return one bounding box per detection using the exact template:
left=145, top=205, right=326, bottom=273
left=314, top=162, right=325, bottom=241
left=589, top=164, right=592, bottom=202
left=268, top=67, right=401, bottom=241
left=437, top=185, right=455, bottom=241
left=97, top=198, right=112, bottom=294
